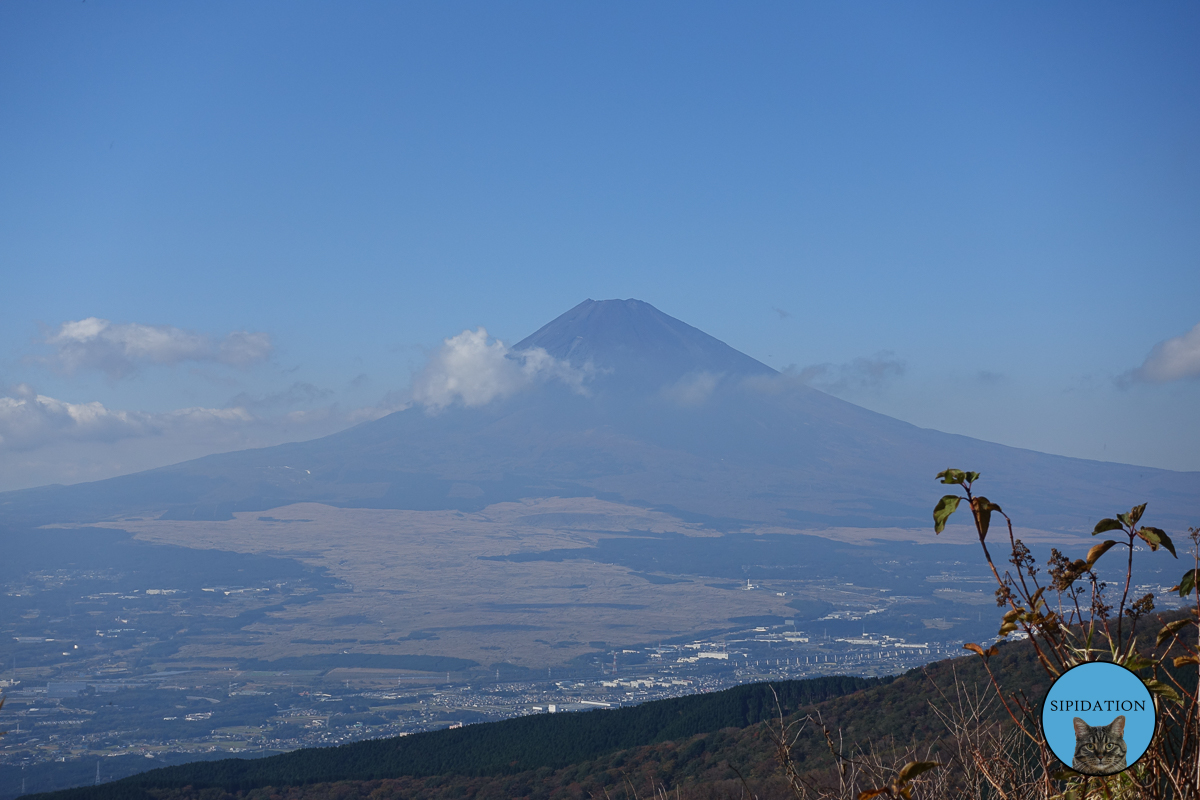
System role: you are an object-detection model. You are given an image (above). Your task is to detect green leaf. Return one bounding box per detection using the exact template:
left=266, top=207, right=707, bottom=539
left=896, top=761, right=941, bottom=784
left=1177, top=569, right=1199, bottom=598
left=1135, top=528, right=1159, bottom=550
left=1144, top=679, right=1182, bottom=705
left=998, top=621, right=1017, bottom=637
left=965, top=471, right=980, bottom=484
left=1085, top=540, right=1118, bottom=568
left=1128, top=503, right=1147, bottom=527
left=1138, top=526, right=1177, bottom=558
left=1122, top=652, right=1155, bottom=671
left=1157, top=618, right=1191, bottom=648
left=933, top=495, right=961, bottom=534
left=1093, top=518, right=1123, bottom=535
left=937, top=469, right=967, bottom=485
left=1117, top=512, right=1132, bottom=527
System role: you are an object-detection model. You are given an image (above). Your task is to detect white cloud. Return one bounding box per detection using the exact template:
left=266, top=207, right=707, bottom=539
left=346, top=391, right=412, bottom=424
left=0, top=384, right=252, bottom=452
left=226, top=382, right=333, bottom=411
left=217, top=330, right=274, bottom=367
left=40, top=317, right=272, bottom=378
left=0, top=383, right=421, bottom=490
left=411, top=327, right=592, bottom=411
left=785, top=351, right=906, bottom=395
left=1121, top=322, right=1200, bottom=385
left=660, top=372, right=722, bottom=407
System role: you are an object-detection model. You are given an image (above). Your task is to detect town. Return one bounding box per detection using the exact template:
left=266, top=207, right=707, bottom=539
left=0, top=615, right=960, bottom=797
left=2, top=555, right=1183, bottom=797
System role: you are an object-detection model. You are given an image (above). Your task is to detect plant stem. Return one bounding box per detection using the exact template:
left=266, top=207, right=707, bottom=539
left=1116, top=529, right=1136, bottom=648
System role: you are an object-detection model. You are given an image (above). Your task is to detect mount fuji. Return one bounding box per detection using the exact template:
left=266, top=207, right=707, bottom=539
left=2, top=299, right=1196, bottom=535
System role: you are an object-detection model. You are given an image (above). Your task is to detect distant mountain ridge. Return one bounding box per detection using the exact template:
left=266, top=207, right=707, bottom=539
left=1, top=299, right=1196, bottom=532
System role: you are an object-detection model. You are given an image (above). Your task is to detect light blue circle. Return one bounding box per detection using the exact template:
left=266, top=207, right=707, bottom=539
left=1042, top=662, right=1155, bottom=771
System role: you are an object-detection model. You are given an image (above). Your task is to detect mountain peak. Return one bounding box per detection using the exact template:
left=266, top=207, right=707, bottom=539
left=514, top=299, right=776, bottom=389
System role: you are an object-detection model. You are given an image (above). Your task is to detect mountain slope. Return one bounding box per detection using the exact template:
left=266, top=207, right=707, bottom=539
left=515, top=298, right=777, bottom=389
left=1, top=299, right=1195, bottom=533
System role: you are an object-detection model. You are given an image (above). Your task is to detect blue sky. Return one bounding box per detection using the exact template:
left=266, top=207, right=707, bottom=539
left=2, top=1, right=1198, bottom=490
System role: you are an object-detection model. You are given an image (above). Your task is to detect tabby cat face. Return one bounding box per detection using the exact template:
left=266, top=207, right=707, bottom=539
left=1071, top=715, right=1127, bottom=775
